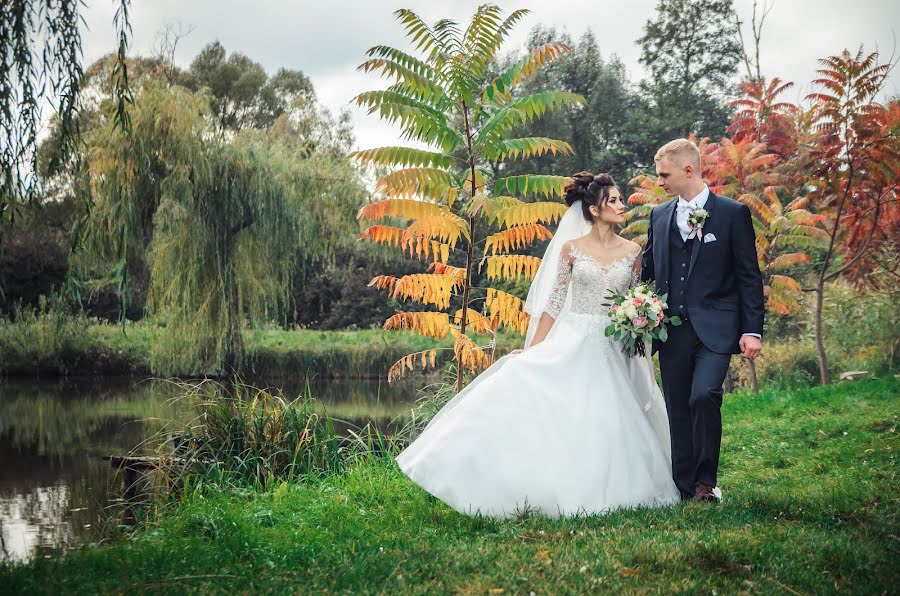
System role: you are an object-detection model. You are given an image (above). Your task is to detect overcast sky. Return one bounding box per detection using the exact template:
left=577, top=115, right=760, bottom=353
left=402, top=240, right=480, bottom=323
left=77, top=1, right=899, bottom=150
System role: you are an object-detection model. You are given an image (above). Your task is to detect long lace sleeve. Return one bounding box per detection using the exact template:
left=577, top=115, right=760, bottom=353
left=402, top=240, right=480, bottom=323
left=630, top=249, right=642, bottom=288
left=543, top=245, right=574, bottom=319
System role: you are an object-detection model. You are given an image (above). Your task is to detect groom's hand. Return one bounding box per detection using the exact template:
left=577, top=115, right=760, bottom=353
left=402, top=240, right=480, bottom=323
left=739, top=335, right=761, bottom=360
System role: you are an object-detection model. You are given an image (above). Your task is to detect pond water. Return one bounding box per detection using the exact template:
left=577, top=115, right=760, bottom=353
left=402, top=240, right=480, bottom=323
left=0, top=375, right=422, bottom=563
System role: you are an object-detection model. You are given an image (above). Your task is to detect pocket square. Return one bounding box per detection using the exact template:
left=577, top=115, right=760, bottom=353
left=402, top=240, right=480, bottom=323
left=703, top=233, right=717, bottom=243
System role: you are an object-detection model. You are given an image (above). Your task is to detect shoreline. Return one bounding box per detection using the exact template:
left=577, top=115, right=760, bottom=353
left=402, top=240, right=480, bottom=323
left=1, top=377, right=896, bottom=593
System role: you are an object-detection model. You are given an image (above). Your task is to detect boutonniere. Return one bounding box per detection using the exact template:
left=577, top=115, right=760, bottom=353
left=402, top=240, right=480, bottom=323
left=686, top=208, right=709, bottom=239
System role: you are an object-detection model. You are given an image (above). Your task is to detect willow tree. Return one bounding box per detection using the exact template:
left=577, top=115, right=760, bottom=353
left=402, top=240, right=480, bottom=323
left=351, top=5, right=584, bottom=391
left=84, top=83, right=362, bottom=375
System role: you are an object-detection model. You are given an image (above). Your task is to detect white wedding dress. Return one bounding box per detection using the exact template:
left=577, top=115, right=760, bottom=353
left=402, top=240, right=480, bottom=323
left=396, top=243, right=681, bottom=518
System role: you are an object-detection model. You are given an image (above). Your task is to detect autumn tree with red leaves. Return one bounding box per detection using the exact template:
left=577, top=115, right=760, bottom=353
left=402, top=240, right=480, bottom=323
left=800, top=48, right=900, bottom=384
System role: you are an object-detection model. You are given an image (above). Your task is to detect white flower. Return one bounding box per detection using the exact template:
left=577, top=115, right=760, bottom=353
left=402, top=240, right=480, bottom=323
left=687, top=207, right=710, bottom=239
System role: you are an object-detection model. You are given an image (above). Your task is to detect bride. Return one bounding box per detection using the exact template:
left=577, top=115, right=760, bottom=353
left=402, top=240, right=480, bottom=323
left=396, top=172, right=680, bottom=518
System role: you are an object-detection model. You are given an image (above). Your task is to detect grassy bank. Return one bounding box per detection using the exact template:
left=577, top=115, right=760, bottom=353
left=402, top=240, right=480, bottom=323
left=1, top=377, right=896, bottom=593
left=0, top=317, right=521, bottom=380
left=2, top=311, right=893, bottom=391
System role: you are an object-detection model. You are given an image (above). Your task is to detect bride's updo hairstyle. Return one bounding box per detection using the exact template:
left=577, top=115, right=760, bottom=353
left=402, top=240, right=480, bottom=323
left=562, top=171, right=619, bottom=223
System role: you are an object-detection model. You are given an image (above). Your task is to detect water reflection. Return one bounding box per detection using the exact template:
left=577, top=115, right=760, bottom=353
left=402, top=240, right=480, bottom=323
left=0, top=375, right=420, bottom=562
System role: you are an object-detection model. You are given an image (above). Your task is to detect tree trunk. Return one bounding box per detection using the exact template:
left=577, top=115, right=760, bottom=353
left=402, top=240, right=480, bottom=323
left=813, top=283, right=830, bottom=385
left=456, top=102, right=477, bottom=394
left=455, top=216, right=475, bottom=393
left=221, top=237, right=244, bottom=377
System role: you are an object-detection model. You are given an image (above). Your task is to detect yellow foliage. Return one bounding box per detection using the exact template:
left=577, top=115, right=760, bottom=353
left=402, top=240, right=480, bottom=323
left=764, top=285, right=800, bottom=315
left=465, top=190, right=496, bottom=217
left=768, top=252, right=811, bottom=270
left=369, top=273, right=463, bottom=309
left=383, top=311, right=452, bottom=339
left=464, top=168, right=488, bottom=194
left=376, top=167, right=456, bottom=201
left=402, top=214, right=469, bottom=250
left=368, top=275, right=400, bottom=293
left=483, top=223, right=552, bottom=255
left=427, top=262, right=466, bottom=280
left=770, top=274, right=801, bottom=292
left=357, top=198, right=447, bottom=222
left=453, top=308, right=496, bottom=335
left=432, top=241, right=451, bottom=263
left=359, top=225, right=404, bottom=247
left=493, top=201, right=568, bottom=228
left=450, top=330, right=492, bottom=374
left=484, top=288, right=529, bottom=335
left=387, top=348, right=440, bottom=384
left=394, top=236, right=453, bottom=262
left=482, top=255, right=542, bottom=281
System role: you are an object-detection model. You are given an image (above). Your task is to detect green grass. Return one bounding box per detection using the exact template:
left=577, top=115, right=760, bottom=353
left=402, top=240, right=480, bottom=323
left=2, top=378, right=897, bottom=594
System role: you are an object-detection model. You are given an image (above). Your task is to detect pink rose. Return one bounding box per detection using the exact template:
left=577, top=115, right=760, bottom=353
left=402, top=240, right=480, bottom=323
left=610, top=304, right=619, bottom=313
left=632, top=298, right=643, bottom=307
left=633, top=315, right=648, bottom=328
left=656, top=311, right=664, bottom=321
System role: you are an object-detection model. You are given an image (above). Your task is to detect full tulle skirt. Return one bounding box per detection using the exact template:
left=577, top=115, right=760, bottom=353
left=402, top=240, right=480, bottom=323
left=396, top=312, right=681, bottom=518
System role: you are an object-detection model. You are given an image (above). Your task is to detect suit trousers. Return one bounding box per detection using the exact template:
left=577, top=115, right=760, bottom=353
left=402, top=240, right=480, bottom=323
left=657, top=319, right=732, bottom=499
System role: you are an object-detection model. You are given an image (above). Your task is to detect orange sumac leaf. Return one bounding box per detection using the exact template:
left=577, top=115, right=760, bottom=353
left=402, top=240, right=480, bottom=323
left=482, top=255, right=542, bottom=281
left=402, top=214, right=469, bottom=251
left=453, top=308, right=495, bottom=335
left=450, top=330, right=491, bottom=373
left=770, top=274, right=801, bottom=292
left=427, top=262, right=466, bottom=280
left=483, top=223, right=552, bottom=255
left=387, top=348, right=440, bottom=384
left=360, top=225, right=404, bottom=247
left=387, top=273, right=464, bottom=308
left=484, top=288, right=529, bottom=335
left=493, top=201, right=567, bottom=228
left=383, top=311, right=452, bottom=339
left=368, top=275, right=400, bottom=293
left=357, top=198, right=447, bottom=222
left=768, top=252, right=811, bottom=270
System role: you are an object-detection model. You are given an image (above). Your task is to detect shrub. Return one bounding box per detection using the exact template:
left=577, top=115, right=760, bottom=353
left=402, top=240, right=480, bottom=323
left=160, top=381, right=346, bottom=490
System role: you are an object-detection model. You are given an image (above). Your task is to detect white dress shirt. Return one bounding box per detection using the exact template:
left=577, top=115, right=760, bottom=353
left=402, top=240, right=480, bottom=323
left=677, top=186, right=760, bottom=340
left=676, top=185, right=709, bottom=242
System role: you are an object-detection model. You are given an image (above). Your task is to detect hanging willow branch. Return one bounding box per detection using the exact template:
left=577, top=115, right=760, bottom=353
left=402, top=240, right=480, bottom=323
left=0, top=0, right=132, bottom=226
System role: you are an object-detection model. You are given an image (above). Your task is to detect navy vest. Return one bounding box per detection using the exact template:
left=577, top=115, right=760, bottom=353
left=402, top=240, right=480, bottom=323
left=667, top=215, right=694, bottom=321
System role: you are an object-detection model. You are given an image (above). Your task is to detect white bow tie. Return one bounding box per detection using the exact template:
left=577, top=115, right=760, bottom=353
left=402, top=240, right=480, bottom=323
left=677, top=200, right=697, bottom=213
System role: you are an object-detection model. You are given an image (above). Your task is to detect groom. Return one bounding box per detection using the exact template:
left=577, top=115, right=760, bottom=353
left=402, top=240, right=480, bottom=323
left=641, top=139, right=764, bottom=502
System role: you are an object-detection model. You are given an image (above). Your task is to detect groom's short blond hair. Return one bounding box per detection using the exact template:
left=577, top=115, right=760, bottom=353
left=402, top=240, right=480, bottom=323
left=655, top=139, right=701, bottom=168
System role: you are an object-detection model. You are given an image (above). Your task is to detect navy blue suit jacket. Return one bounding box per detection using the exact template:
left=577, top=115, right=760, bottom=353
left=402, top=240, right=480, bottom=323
left=641, top=191, right=765, bottom=354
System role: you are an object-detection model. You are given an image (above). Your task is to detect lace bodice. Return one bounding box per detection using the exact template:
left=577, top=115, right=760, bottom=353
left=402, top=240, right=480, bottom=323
left=543, top=243, right=641, bottom=319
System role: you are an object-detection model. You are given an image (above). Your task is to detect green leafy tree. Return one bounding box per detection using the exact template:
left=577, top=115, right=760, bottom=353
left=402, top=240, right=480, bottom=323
left=499, top=27, right=637, bottom=179
left=637, top=0, right=741, bottom=139
left=179, top=41, right=314, bottom=135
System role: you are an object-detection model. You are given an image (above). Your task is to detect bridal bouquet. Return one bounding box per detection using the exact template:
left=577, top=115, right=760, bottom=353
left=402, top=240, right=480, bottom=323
left=603, top=282, right=681, bottom=357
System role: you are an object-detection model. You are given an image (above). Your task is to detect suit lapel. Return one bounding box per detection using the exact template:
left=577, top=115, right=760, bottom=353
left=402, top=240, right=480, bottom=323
left=686, top=192, right=718, bottom=281
left=660, top=199, right=677, bottom=286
